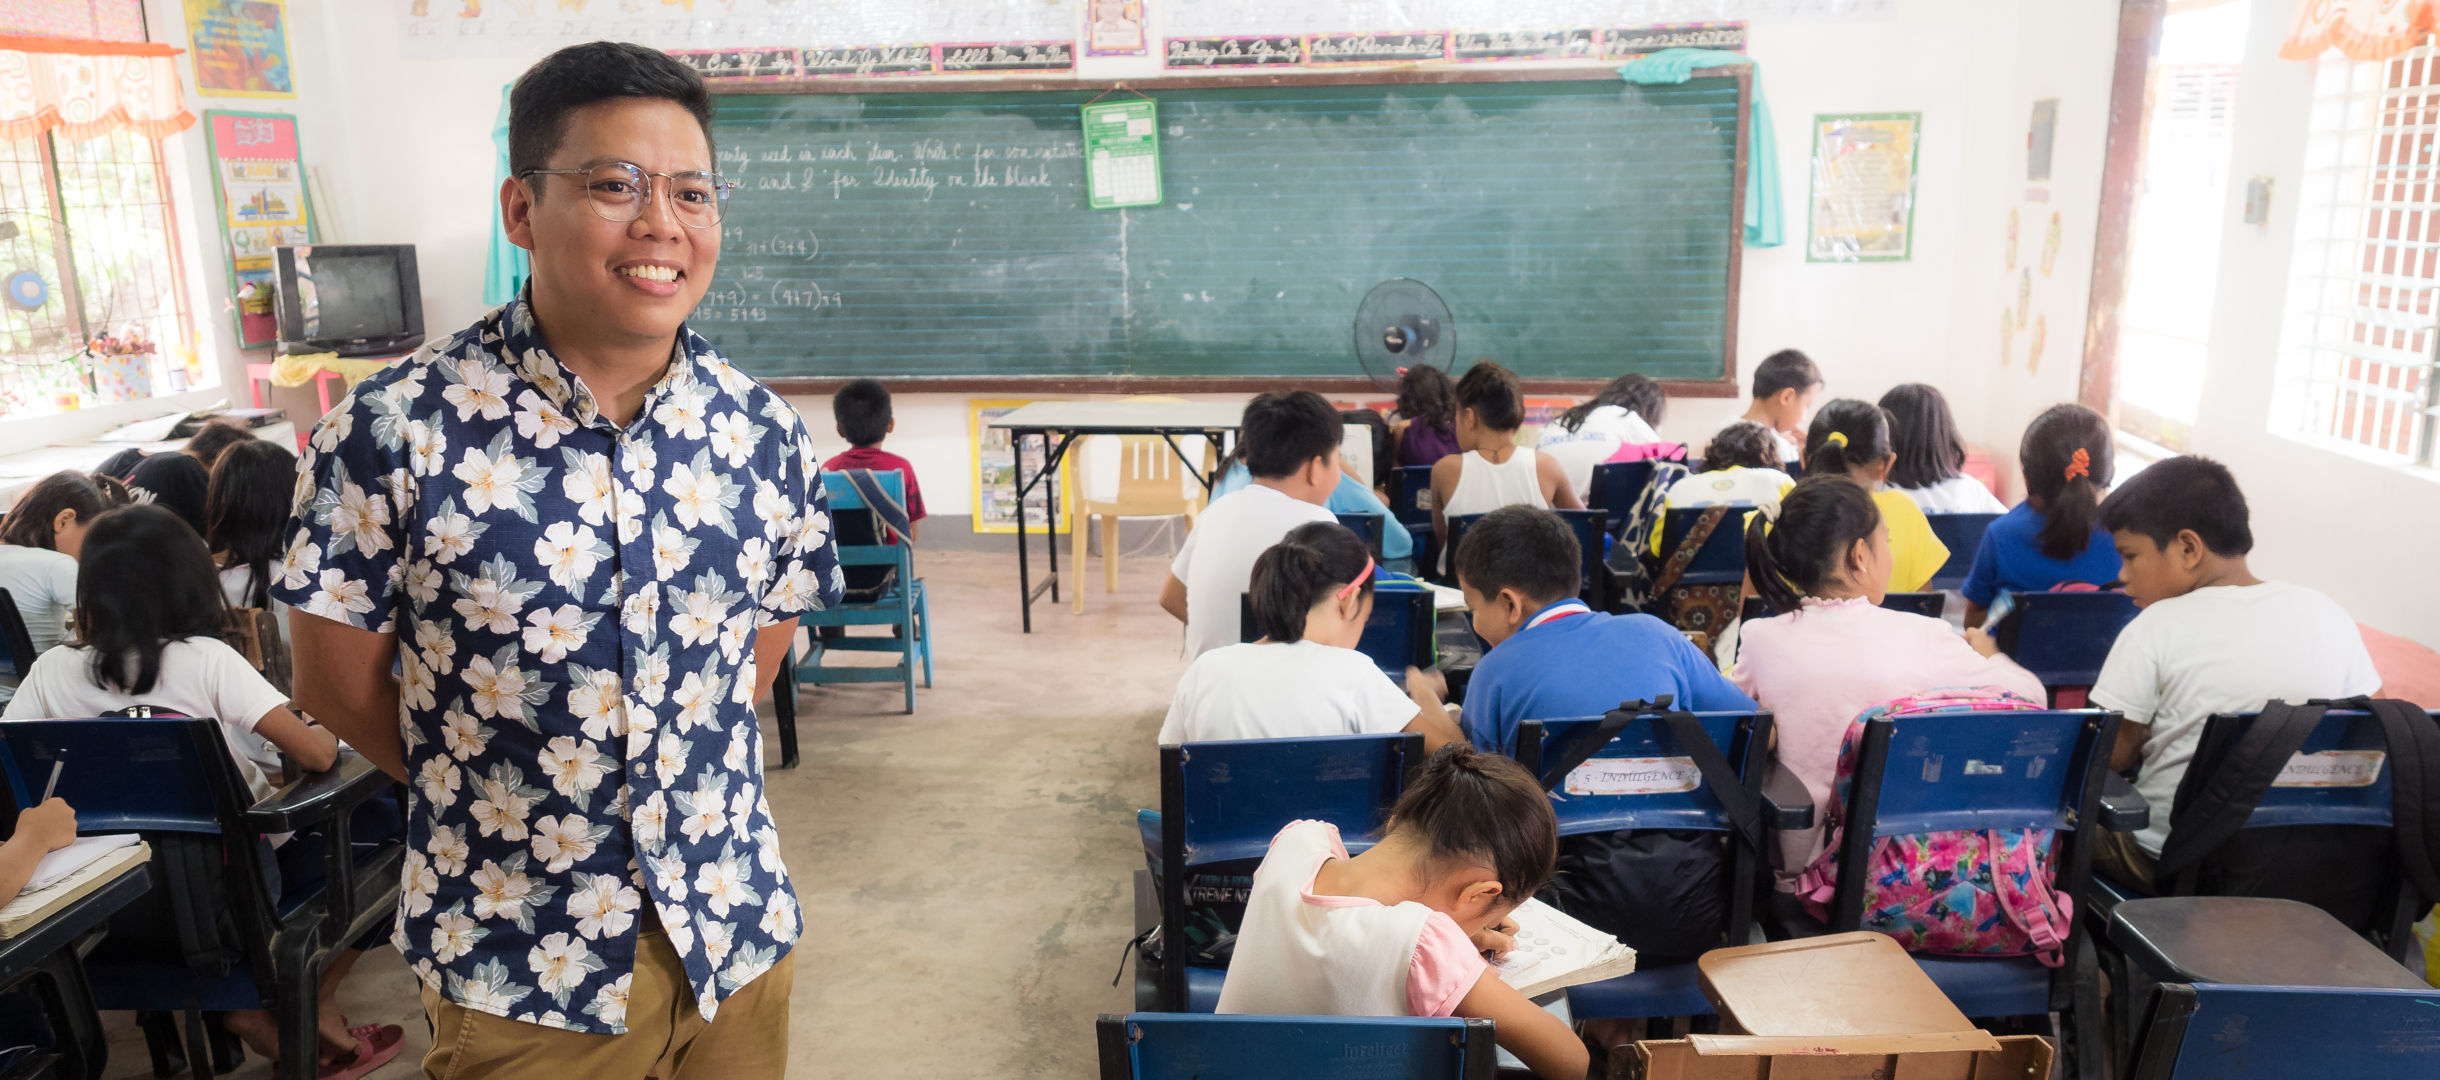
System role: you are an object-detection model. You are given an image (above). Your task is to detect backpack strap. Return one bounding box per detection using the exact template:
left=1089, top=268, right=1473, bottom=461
left=1535, top=696, right=1763, bottom=852
left=838, top=468, right=917, bottom=545
left=1649, top=505, right=1731, bottom=596
left=2321, top=696, right=2440, bottom=902
left=2153, top=700, right=2329, bottom=879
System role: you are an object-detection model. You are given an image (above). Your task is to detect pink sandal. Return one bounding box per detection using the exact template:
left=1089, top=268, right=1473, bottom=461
left=317, top=1023, right=404, bottom=1080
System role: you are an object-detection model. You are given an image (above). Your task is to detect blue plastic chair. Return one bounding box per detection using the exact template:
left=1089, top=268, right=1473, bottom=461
left=1445, top=509, right=1609, bottom=608
left=1587, top=461, right=1659, bottom=538
left=1140, top=733, right=1427, bottom=1012
left=1333, top=511, right=1385, bottom=558
left=1096, top=1013, right=1496, bottom=1079
left=1924, top=512, right=2001, bottom=591
left=1998, top=590, right=2141, bottom=697
left=0, top=715, right=401, bottom=1080
left=1652, top=505, right=1756, bottom=585
left=1813, top=708, right=2122, bottom=1080
left=1513, top=709, right=1802, bottom=1019
left=2126, top=983, right=2440, bottom=1080
left=1234, top=587, right=1434, bottom=679
left=792, top=470, right=932, bottom=715
left=1390, top=465, right=1436, bottom=568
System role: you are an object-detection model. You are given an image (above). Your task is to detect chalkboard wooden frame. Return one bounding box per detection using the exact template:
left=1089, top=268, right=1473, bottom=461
left=716, top=65, right=1748, bottom=398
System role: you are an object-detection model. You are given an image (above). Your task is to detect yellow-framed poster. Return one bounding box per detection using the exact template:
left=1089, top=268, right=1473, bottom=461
left=968, top=398, right=1073, bottom=535
left=186, top=0, right=296, bottom=98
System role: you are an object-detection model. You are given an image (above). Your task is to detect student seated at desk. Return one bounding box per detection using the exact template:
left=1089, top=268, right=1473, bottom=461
left=1648, top=421, right=1793, bottom=557
left=1160, top=522, right=1459, bottom=748
left=125, top=419, right=257, bottom=536
left=1219, top=745, right=1591, bottom=1080
left=2088, top=456, right=2378, bottom=892
left=0, top=473, right=118, bottom=702
left=1731, top=477, right=2041, bottom=881
left=1880, top=383, right=2006, bottom=515
left=1390, top=364, right=1462, bottom=469
left=1794, top=400, right=1948, bottom=594
left=1459, top=505, right=1752, bottom=756
left=0, top=796, right=75, bottom=906
left=206, top=439, right=299, bottom=618
left=822, top=378, right=926, bottom=616
left=1537, top=372, right=1665, bottom=496
left=1962, top=404, right=2123, bottom=627
left=1211, top=457, right=1413, bottom=563
left=1431, top=362, right=1580, bottom=572
left=1735, top=349, right=1822, bottom=468
left=0, top=506, right=391, bottom=1071
left=1163, top=391, right=1343, bottom=658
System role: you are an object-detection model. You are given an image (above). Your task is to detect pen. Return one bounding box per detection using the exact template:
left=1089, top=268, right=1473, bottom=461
left=39, top=756, right=62, bottom=803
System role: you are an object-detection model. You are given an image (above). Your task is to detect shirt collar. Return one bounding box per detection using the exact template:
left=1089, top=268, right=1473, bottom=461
left=1522, top=599, right=1593, bottom=631
left=499, top=288, right=705, bottom=431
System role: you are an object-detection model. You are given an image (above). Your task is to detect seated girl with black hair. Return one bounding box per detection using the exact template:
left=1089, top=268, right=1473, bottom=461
left=1159, top=522, right=1461, bottom=749
left=0, top=472, right=119, bottom=701
left=205, top=438, right=300, bottom=618
left=1879, top=383, right=2005, bottom=515
left=1791, top=399, right=1950, bottom=594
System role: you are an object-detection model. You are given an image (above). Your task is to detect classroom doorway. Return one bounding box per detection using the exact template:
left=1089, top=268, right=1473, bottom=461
left=2107, top=0, right=2251, bottom=450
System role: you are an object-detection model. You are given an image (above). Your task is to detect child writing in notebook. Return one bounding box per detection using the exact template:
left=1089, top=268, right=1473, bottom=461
left=1648, top=421, right=1794, bottom=556
left=1737, top=349, right=1822, bottom=466
left=1431, top=361, right=1581, bottom=571
left=1219, top=744, right=1590, bottom=1080
left=1795, top=399, right=1949, bottom=594
left=0, top=797, right=75, bottom=905
left=1963, top=404, right=2122, bottom=627
left=1160, top=522, right=1460, bottom=748
left=0, top=472, right=119, bottom=703
left=1538, top=372, right=1666, bottom=496
left=1731, top=477, right=2044, bottom=880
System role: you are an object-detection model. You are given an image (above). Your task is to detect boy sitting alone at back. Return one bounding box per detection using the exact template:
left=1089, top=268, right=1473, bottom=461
left=2089, top=456, right=2379, bottom=889
left=1457, top=504, right=1755, bottom=756
left=1162, top=391, right=1343, bottom=659
left=824, top=378, right=927, bottom=608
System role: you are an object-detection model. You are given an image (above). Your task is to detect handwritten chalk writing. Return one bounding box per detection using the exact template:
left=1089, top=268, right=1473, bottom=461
left=801, top=44, right=935, bottom=78
left=873, top=165, right=941, bottom=199
left=1604, top=24, right=1748, bottom=58
left=1164, top=35, right=1303, bottom=68
left=1450, top=29, right=1598, bottom=62
left=1305, top=32, right=1449, bottom=66
left=937, top=42, right=1074, bottom=72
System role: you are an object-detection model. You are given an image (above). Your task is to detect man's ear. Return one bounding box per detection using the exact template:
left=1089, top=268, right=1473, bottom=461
left=501, top=176, right=537, bottom=253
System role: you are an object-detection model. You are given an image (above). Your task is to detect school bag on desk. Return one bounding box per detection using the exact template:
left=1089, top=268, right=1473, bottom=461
left=1792, top=687, right=2077, bottom=966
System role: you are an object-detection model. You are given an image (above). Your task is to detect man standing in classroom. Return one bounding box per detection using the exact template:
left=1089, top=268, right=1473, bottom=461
left=280, top=42, right=840, bottom=1078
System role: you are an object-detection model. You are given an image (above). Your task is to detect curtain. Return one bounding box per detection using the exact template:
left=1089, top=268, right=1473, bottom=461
left=2283, top=0, right=2440, bottom=61
left=485, top=81, right=528, bottom=307
left=0, top=35, right=192, bottom=142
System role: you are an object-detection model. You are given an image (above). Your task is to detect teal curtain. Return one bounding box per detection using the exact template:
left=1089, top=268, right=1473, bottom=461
left=1618, top=49, right=1784, bottom=249
left=484, top=82, right=530, bottom=306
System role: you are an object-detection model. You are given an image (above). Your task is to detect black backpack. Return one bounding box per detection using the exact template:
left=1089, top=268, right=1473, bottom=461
left=2154, top=697, right=2440, bottom=936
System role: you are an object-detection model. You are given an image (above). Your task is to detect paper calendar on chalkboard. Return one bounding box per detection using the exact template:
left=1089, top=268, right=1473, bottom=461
left=1082, top=98, right=1162, bottom=210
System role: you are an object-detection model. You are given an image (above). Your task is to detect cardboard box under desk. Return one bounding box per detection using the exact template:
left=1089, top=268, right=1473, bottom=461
left=1625, top=932, right=2055, bottom=1080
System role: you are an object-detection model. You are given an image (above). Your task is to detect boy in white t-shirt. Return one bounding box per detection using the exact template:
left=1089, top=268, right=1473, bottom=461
left=1162, top=391, right=1343, bottom=658
left=2089, top=456, right=2381, bottom=888
left=1161, top=522, right=1460, bottom=747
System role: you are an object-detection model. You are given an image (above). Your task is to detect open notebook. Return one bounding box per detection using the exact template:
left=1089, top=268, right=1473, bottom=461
left=0, top=837, right=149, bottom=938
left=1493, top=898, right=1638, bottom=999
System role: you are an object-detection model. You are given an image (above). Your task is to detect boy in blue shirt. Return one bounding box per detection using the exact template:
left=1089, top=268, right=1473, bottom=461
left=1455, top=505, right=1754, bottom=755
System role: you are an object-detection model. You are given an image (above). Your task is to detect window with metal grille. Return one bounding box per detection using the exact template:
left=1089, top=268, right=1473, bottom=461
left=2281, top=44, right=2440, bottom=465
left=0, top=128, right=196, bottom=419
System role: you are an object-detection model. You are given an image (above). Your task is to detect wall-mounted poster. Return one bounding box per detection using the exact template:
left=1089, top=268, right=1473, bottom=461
left=1807, top=112, right=1920, bottom=263
left=969, top=398, right=1073, bottom=535
left=186, top=0, right=294, bottom=97
left=1087, top=0, right=1146, bottom=56
left=205, top=110, right=315, bottom=348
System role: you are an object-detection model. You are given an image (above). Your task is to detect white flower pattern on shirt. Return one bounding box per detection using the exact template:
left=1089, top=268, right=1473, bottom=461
left=276, top=296, right=840, bottom=1035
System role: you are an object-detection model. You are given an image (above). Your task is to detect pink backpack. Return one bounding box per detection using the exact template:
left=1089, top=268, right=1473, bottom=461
left=1791, top=687, right=2076, bottom=967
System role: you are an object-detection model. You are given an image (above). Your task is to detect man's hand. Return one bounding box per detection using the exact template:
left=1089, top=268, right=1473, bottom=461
left=14, top=799, right=75, bottom=853
left=1471, top=915, right=1519, bottom=962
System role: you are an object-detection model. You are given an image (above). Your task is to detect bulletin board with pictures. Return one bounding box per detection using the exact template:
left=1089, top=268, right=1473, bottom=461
left=969, top=398, right=1074, bottom=535
left=203, top=110, right=316, bottom=348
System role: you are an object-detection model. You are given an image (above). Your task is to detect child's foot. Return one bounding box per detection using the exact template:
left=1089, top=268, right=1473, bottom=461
left=219, top=1010, right=280, bottom=1062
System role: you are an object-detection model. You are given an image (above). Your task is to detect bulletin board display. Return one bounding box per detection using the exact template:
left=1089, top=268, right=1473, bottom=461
left=203, top=110, right=316, bottom=349
left=969, top=398, right=1075, bottom=535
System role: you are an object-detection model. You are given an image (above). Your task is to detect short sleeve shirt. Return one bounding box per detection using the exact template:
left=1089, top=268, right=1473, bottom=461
left=273, top=294, right=843, bottom=1034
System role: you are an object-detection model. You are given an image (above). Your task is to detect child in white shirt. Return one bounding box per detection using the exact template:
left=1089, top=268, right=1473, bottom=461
left=1219, top=745, right=1589, bottom=1080
left=1161, top=522, right=1460, bottom=748
left=1163, top=391, right=1344, bottom=658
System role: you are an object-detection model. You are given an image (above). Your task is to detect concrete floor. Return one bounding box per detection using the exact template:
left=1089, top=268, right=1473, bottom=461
left=98, top=549, right=1181, bottom=1079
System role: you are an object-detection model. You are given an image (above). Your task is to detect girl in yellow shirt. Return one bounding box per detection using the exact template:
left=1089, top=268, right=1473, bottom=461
left=1785, top=399, right=1949, bottom=593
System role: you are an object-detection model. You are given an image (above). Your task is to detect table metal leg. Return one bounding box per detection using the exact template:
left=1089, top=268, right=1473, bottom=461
left=1010, top=430, right=1080, bottom=633
left=1045, top=431, right=1061, bottom=605
left=1014, top=445, right=1033, bottom=633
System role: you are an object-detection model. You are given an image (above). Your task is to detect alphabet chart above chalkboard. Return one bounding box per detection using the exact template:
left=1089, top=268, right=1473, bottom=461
left=696, top=69, right=1752, bottom=391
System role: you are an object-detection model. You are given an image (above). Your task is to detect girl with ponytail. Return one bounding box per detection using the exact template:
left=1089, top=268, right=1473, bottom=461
left=1794, top=399, right=1952, bottom=593
left=1219, top=743, right=1588, bottom=1080
left=1159, top=522, right=1461, bottom=748
left=1733, top=477, right=2044, bottom=879
left=1960, top=404, right=2123, bottom=627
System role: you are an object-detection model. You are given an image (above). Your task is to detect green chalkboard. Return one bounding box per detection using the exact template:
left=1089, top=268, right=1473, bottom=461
left=697, top=73, right=1746, bottom=386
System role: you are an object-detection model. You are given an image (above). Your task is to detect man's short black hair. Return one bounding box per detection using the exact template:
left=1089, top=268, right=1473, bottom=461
left=833, top=378, right=893, bottom=448
left=1454, top=505, right=1580, bottom=606
left=1241, top=390, right=1342, bottom=479
left=1752, top=349, right=1823, bottom=400
left=509, top=42, right=715, bottom=179
left=2098, top=455, right=2254, bottom=557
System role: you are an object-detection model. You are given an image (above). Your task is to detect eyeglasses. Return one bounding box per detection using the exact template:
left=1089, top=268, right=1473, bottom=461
left=517, top=161, right=736, bottom=229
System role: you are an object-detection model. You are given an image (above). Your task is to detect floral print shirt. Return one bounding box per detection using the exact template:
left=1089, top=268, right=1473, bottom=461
left=274, top=294, right=842, bottom=1034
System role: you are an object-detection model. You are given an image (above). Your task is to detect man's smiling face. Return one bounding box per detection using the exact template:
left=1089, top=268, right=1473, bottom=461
left=507, top=96, right=721, bottom=349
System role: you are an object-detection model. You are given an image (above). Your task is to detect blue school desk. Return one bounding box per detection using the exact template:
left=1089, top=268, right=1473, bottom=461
left=0, top=858, right=150, bottom=1079
left=988, top=401, right=1243, bottom=632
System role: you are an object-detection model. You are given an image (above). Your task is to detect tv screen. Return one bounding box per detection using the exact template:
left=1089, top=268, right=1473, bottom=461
left=273, top=244, right=424, bottom=357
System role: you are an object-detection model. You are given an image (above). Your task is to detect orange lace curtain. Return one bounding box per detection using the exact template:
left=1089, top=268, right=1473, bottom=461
left=2284, top=0, right=2440, bottom=60
left=0, top=35, right=192, bottom=143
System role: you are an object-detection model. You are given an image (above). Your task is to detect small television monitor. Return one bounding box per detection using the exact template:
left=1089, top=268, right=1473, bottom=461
left=272, top=244, right=425, bottom=358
